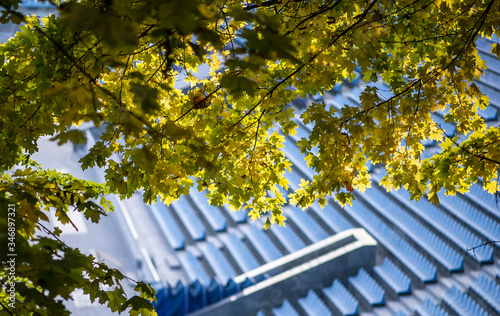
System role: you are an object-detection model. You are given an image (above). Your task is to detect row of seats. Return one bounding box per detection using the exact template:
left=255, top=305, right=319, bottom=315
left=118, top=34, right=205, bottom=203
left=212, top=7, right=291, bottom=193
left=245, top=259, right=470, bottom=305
left=442, top=285, right=489, bottom=316
left=270, top=224, right=307, bottom=253
left=323, top=279, right=359, bottom=315
left=371, top=171, right=494, bottom=263
left=177, top=251, right=211, bottom=285
left=272, top=299, right=300, bottom=316
left=150, top=189, right=248, bottom=251
left=171, top=195, right=206, bottom=241
left=242, top=224, right=283, bottom=263
left=470, top=272, right=500, bottom=314
left=285, top=206, right=329, bottom=243
left=437, top=191, right=500, bottom=242
left=200, top=242, right=237, bottom=285
left=153, top=277, right=240, bottom=316
left=297, top=290, right=332, bottom=316
left=343, top=201, right=437, bottom=283
left=189, top=188, right=227, bottom=232
left=360, top=186, right=464, bottom=272
left=416, top=273, right=500, bottom=316
left=416, top=298, right=451, bottom=316
left=373, top=258, right=411, bottom=295
left=467, top=182, right=500, bottom=219
left=222, top=233, right=260, bottom=273
left=151, top=203, right=185, bottom=250
left=348, top=268, right=385, bottom=306
left=253, top=263, right=500, bottom=316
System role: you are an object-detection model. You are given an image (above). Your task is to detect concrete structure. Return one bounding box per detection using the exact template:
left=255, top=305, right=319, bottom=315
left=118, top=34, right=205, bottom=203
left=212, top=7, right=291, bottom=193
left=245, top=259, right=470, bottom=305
left=189, top=229, right=377, bottom=316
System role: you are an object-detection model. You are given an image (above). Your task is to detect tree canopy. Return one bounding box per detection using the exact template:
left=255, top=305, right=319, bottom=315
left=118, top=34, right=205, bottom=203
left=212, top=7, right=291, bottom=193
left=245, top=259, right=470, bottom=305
left=1, top=0, right=500, bottom=314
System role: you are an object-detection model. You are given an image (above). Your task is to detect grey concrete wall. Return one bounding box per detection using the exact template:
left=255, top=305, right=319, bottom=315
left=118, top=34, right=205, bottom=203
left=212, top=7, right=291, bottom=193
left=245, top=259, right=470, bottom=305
left=189, top=228, right=377, bottom=316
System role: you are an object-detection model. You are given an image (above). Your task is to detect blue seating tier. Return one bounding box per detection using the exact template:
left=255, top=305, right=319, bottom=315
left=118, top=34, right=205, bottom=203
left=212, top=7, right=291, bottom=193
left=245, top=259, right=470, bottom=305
left=466, top=182, right=500, bottom=219
left=171, top=195, right=206, bottom=241
left=285, top=206, right=329, bottom=243
left=242, top=224, right=282, bottom=263
left=150, top=204, right=185, bottom=250
left=273, top=299, right=300, bottom=316
left=297, top=289, right=332, bottom=316
left=373, top=258, right=411, bottom=295
left=437, top=192, right=500, bottom=243
left=189, top=188, right=227, bottom=232
left=222, top=233, right=260, bottom=273
left=200, top=242, right=237, bottom=285
left=372, top=172, right=494, bottom=263
left=348, top=268, right=385, bottom=306
left=415, top=298, right=450, bottom=316
left=270, top=224, right=306, bottom=253
left=442, top=285, right=489, bottom=316
left=344, top=202, right=437, bottom=282
left=470, top=272, right=500, bottom=314
left=309, top=202, right=354, bottom=234
left=361, top=187, right=464, bottom=272
left=178, top=251, right=211, bottom=286
left=323, top=279, right=359, bottom=316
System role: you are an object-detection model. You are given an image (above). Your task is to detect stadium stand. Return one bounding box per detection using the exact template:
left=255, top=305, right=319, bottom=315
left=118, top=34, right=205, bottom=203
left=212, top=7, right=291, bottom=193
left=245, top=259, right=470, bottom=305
left=147, top=32, right=499, bottom=316
left=4, top=8, right=498, bottom=314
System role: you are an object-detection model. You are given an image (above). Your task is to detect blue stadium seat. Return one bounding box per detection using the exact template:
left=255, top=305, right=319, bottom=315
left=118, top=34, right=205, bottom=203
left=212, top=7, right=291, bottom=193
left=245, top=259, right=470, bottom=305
left=323, top=279, right=359, bottom=316
left=206, top=278, right=222, bottom=305
left=415, top=298, right=450, bottom=316
left=187, top=280, right=205, bottom=313
left=297, top=289, right=332, bottom=316
left=470, top=272, right=500, bottom=314
left=171, top=195, right=206, bottom=241
left=178, top=251, right=211, bottom=285
left=373, top=258, right=411, bottom=295
left=150, top=204, right=185, bottom=250
left=239, top=277, right=255, bottom=290
left=189, top=188, right=227, bottom=232
left=223, top=278, right=238, bottom=297
left=442, top=285, right=489, bottom=316
left=344, top=202, right=437, bottom=283
left=273, top=299, right=300, bottom=316
left=242, top=224, right=282, bottom=263
left=255, top=311, right=266, bottom=316
left=348, top=268, right=385, bottom=306
left=285, top=206, right=329, bottom=243
left=270, top=224, right=306, bottom=253
left=222, top=233, right=260, bottom=272
left=155, top=280, right=187, bottom=316
left=360, top=187, right=464, bottom=272
left=437, top=192, right=500, bottom=242
left=200, top=242, right=237, bottom=285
